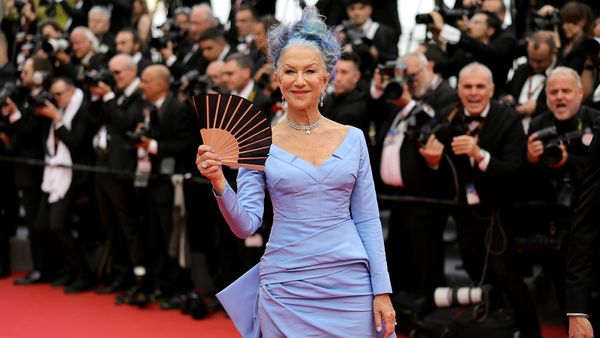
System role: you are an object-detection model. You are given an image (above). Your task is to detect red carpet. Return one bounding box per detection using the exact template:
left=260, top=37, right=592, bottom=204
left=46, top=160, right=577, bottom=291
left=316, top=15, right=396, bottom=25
left=0, top=274, right=239, bottom=338
left=0, top=273, right=565, bottom=338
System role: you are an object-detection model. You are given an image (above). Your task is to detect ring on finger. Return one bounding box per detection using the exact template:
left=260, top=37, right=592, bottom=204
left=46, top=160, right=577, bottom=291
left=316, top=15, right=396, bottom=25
left=201, top=161, right=208, bottom=169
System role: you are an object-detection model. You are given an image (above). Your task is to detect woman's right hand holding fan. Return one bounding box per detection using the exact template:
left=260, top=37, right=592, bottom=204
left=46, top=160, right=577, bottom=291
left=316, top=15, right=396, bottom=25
left=197, top=145, right=227, bottom=195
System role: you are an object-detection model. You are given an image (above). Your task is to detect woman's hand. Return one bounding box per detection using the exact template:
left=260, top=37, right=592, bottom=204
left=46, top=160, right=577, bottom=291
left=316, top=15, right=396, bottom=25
left=373, top=294, right=396, bottom=338
left=196, top=145, right=227, bottom=195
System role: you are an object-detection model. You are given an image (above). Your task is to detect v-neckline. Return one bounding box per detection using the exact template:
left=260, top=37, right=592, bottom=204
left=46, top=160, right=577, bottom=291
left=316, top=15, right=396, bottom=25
left=271, top=127, right=353, bottom=168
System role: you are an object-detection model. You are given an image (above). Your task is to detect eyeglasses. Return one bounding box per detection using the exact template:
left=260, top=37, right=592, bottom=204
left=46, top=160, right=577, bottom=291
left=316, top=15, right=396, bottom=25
left=111, top=69, right=125, bottom=76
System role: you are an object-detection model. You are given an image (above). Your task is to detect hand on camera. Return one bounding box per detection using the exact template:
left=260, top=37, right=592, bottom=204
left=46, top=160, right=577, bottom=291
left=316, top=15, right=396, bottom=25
left=1, top=98, right=18, bottom=117
left=428, top=11, right=445, bottom=34
left=89, top=81, right=111, bottom=97
left=196, top=145, right=226, bottom=194
left=419, top=134, right=444, bottom=168
left=527, top=133, right=544, bottom=164
left=36, top=100, right=61, bottom=123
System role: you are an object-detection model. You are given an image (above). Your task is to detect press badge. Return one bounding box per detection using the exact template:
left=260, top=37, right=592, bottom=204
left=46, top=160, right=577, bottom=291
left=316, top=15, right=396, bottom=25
left=465, top=183, right=480, bottom=205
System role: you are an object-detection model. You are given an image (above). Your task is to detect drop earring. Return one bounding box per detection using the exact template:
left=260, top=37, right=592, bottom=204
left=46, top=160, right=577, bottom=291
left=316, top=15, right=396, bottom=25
left=319, top=93, right=324, bottom=107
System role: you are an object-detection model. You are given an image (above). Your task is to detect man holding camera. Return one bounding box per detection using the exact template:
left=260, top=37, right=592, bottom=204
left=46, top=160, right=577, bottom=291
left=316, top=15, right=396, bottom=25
left=428, top=63, right=541, bottom=338
left=54, top=26, right=106, bottom=85
left=87, top=53, right=147, bottom=295
left=340, top=0, right=398, bottom=75
left=374, top=52, right=457, bottom=312
left=526, top=67, right=600, bottom=316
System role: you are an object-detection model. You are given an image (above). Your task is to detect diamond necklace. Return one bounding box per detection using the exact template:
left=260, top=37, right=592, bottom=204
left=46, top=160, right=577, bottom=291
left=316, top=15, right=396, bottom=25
left=286, top=114, right=321, bottom=135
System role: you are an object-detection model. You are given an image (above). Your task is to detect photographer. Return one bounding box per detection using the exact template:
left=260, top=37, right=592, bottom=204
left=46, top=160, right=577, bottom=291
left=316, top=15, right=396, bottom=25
left=504, top=30, right=558, bottom=133
left=374, top=52, right=456, bottom=312
left=428, top=63, right=541, bottom=338
left=114, top=28, right=152, bottom=75
left=87, top=53, right=146, bottom=296
left=4, top=55, right=54, bottom=285
left=525, top=67, right=599, bottom=315
left=339, top=0, right=398, bottom=76
left=53, top=26, right=106, bottom=86
left=88, top=6, right=115, bottom=57
left=222, top=53, right=270, bottom=113
left=428, top=9, right=516, bottom=96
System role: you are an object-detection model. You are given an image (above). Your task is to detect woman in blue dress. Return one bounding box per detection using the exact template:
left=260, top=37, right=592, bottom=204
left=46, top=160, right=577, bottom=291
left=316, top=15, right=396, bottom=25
left=196, top=6, right=396, bottom=338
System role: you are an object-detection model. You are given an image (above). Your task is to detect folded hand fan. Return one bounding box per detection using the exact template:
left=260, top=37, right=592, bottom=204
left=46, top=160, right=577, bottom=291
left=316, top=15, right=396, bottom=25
left=193, top=93, right=272, bottom=171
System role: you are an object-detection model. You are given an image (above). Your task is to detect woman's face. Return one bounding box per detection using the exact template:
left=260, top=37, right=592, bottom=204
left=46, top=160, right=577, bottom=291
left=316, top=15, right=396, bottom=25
left=562, top=20, right=584, bottom=40
left=275, top=46, right=329, bottom=112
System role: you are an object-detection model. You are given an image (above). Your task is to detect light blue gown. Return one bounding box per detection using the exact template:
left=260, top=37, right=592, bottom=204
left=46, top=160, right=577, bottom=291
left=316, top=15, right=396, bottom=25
left=215, top=127, right=395, bottom=338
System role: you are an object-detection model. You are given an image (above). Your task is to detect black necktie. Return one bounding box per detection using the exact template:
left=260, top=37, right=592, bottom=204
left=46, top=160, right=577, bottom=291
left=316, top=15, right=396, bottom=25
left=464, top=114, right=484, bottom=124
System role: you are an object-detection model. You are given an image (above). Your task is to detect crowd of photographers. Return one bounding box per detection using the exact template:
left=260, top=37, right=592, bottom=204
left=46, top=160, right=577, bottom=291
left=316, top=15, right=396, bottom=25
left=0, top=0, right=600, bottom=334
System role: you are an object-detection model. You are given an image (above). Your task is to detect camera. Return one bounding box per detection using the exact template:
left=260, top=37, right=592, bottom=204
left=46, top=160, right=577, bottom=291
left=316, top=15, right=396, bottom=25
left=31, top=91, right=55, bottom=109
left=530, top=10, right=561, bottom=31
left=534, top=126, right=588, bottom=166
left=150, top=19, right=186, bottom=50
left=338, top=20, right=371, bottom=47
left=126, top=125, right=149, bottom=143
left=416, top=6, right=472, bottom=25
left=83, top=69, right=114, bottom=87
left=42, top=38, right=69, bottom=55
left=0, top=82, right=17, bottom=107
left=377, top=61, right=405, bottom=101
left=433, top=285, right=491, bottom=308
left=172, top=70, right=222, bottom=96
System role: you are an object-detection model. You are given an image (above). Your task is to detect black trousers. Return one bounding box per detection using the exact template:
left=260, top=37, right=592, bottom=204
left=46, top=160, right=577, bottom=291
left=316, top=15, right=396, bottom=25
left=95, top=173, right=145, bottom=276
left=37, top=187, right=93, bottom=277
left=386, top=205, right=448, bottom=300
left=148, top=179, right=192, bottom=296
left=453, top=208, right=541, bottom=338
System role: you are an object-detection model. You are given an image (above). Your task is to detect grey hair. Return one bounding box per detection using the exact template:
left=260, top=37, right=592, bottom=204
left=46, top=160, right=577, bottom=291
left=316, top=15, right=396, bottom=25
left=89, top=5, right=111, bottom=21
left=71, top=26, right=99, bottom=52
left=191, top=3, right=219, bottom=26
left=547, top=66, right=582, bottom=89
left=400, top=52, right=428, bottom=68
left=458, top=62, right=494, bottom=85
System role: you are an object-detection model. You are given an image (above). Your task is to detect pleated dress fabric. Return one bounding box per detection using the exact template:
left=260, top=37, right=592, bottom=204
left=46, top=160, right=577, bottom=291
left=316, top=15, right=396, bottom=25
left=215, top=127, right=394, bottom=338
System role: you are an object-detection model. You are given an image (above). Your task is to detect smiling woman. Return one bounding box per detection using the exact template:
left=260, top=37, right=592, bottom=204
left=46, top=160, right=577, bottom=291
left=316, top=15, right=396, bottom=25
left=196, top=6, right=397, bottom=338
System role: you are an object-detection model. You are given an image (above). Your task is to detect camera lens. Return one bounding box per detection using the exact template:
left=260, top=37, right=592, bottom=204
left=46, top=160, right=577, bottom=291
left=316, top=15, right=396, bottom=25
left=541, top=144, right=564, bottom=166
left=383, top=80, right=404, bottom=101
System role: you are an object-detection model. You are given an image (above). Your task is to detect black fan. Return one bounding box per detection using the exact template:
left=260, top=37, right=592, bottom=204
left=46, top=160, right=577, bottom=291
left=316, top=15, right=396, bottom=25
left=192, top=93, right=272, bottom=171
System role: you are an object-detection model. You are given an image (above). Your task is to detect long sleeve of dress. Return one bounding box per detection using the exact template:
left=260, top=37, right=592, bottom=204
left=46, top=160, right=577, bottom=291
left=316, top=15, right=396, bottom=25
left=351, top=135, right=393, bottom=295
left=215, top=169, right=266, bottom=239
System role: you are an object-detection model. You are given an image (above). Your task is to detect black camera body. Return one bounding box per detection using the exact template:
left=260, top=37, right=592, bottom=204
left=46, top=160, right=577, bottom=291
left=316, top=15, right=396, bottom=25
left=0, top=82, right=17, bottom=107
left=377, top=61, right=406, bottom=101
left=530, top=10, right=561, bottom=31
left=535, top=126, right=585, bottom=166
left=150, top=20, right=186, bottom=50
left=416, top=6, right=472, bottom=25
left=338, top=20, right=371, bottom=47
left=83, top=69, right=114, bottom=87
left=31, top=91, right=55, bottom=109
left=126, top=125, right=149, bottom=143
left=172, top=70, right=222, bottom=96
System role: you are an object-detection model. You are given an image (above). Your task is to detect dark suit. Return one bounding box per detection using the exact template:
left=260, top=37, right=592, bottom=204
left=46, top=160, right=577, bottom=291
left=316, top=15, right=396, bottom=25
left=37, top=96, right=96, bottom=279
left=146, top=93, right=197, bottom=296
left=374, top=87, right=456, bottom=306
left=506, top=63, right=552, bottom=120
left=443, top=101, right=541, bottom=338
left=89, top=86, right=146, bottom=280
left=446, top=28, right=517, bottom=96
left=323, top=87, right=370, bottom=144
left=566, top=116, right=600, bottom=330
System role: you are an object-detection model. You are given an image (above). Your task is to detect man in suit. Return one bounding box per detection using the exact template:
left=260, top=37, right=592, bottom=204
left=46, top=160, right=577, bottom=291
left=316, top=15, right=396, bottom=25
left=526, top=67, right=600, bottom=314
left=88, top=6, right=116, bottom=57
left=341, top=0, right=399, bottom=75
left=427, top=63, right=541, bottom=338
left=54, top=27, right=106, bottom=86
left=374, top=52, right=457, bottom=311
left=35, top=77, right=97, bottom=294
left=429, top=9, right=517, bottom=96
left=565, top=105, right=600, bottom=338
left=322, top=52, right=370, bottom=142
left=137, top=65, right=197, bottom=308
left=504, top=30, right=558, bottom=133
left=222, top=53, right=271, bottom=114
left=115, top=28, right=153, bottom=76
left=5, top=56, right=54, bottom=285
left=88, top=53, right=147, bottom=294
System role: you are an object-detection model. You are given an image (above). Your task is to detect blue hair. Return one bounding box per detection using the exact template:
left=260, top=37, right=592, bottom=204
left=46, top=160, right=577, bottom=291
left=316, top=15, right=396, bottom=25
left=267, top=6, right=341, bottom=79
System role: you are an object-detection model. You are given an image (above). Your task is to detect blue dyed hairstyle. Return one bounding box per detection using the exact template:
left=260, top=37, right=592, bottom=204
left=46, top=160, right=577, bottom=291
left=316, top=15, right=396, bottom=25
left=267, top=6, right=341, bottom=79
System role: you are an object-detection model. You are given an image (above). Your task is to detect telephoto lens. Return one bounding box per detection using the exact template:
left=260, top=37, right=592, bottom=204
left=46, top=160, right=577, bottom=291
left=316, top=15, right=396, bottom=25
left=433, top=286, right=487, bottom=307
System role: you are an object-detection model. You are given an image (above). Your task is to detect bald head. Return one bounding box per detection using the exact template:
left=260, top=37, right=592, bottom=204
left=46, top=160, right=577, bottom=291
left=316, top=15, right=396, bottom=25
left=109, top=53, right=137, bottom=90
left=140, top=65, right=171, bottom=103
